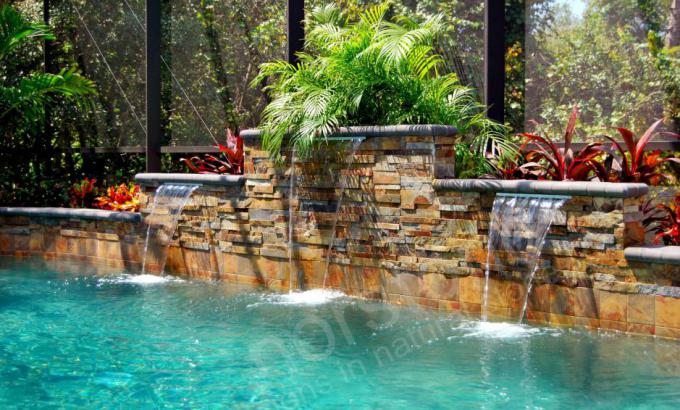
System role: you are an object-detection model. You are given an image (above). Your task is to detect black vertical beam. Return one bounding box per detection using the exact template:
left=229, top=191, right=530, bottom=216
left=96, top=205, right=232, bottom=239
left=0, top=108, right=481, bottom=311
left=146, top=0, right=162, bottom=172
left=42, top=0, right=53, bottom=177
left=484, top=0, right=505, bottom=124
left=287, top=0, right=304, bottom=64
left=43, top=0, right=53, bottom=71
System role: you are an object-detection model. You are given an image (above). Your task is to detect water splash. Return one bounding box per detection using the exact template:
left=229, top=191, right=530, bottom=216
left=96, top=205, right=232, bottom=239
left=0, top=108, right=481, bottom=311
left=141, top=184, right=200, bottom=276
left=451, top=321, right=545, bottom=339
left=322, top=137, right=364, bottom=289
left=252, top=289, right=347, bottom=306
left=482, top=194, right=568, bottom=323
left=99, top=273, right=185, bottom=286
left=287, top=150, right=297, bottom=292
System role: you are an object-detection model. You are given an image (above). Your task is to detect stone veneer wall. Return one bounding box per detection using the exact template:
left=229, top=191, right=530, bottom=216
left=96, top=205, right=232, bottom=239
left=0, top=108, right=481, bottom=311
left=0, top=209, right=143, bottom=270
left=132, top=128, right=680, bottom=339
left=2, top=127, right=680, bottom=339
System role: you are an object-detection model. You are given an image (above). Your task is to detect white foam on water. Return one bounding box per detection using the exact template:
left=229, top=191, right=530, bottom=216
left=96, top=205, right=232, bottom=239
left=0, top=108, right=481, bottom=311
left=99, top=273, right=184, bottom=286
left=253, top=289, right=346, bottom=306
left=451, top=321, right=547, bottom=340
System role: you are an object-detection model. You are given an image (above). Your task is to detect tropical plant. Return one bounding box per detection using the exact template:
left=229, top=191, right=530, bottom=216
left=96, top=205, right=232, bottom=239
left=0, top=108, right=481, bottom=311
left=68, top=177, right=98, bottom=208
left=602, top=119, right=680, bottom=185
left=454, top=143, right=498, bottom=178
left=180, top=129, right=244, bottom=174
left=643, top=193, right=680, bottom=245
left=252, top=2, right=512, bottom=161
left=502, top=106, right=610, bottom=181
left=0, top=5, right=95, bottom=129
left=94, top=183, right=141, bottom=212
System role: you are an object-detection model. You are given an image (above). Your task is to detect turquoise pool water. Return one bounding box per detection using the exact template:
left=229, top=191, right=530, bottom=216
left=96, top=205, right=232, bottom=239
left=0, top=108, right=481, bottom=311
left=1, top=259, right=680, bottom=409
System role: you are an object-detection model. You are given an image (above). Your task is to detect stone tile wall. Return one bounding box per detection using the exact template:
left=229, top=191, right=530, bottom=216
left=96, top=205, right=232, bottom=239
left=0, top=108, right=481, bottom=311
left=136, top=135, right=680, bottom=338
left=2, top=132, right=680, bottom=339
left=0, top=215, right=143, bottom=270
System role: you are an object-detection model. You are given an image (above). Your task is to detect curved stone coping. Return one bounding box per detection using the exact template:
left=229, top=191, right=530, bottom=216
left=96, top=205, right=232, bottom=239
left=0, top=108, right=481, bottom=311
left=432, top=179, right=648, bottom=198
left=240, top=124, right=458, bottom=140
left=135, top=173, right=244, bottom=186
left=625, top=246, right=680, bottom=265
left=0, top=207, right=141, bottom=223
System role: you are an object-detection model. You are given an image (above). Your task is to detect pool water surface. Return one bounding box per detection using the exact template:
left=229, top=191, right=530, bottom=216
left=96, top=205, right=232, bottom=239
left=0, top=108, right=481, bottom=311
left=1, top=259, right=679, bottom=409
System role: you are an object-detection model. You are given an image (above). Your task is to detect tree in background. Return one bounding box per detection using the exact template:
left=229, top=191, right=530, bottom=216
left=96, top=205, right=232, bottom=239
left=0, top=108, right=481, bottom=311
left=0, top=4, right=95, bottom=205
left=525, top=0, right=679, bottom=137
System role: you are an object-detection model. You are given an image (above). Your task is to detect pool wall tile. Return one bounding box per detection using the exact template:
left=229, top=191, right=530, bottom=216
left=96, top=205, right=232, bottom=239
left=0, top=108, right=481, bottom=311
left=655, top=296, right=680, bottom=328
left=598, top=291, right=627, bottom=322
left=627, top=294, right=656, bottom=325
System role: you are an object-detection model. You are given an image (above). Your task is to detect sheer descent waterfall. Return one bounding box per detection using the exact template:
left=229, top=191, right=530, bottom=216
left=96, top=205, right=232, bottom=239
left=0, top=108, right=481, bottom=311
left=141, top=184, right=200, bottom=276
left=482, top=194, right=568, bottom=323
left=322, top=138, right=364, bottom=289
left=287, top=151, right=297, bottom=293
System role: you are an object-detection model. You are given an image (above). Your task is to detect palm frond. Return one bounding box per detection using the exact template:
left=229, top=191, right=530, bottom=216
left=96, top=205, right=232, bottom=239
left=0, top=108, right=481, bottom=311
left=370, top=14, right=443, bottom=67
left=0, top=68, right=96, bottom=123
left=0, top=5, right=54, bottom=60
left=253, top=2, right=509, bottom=164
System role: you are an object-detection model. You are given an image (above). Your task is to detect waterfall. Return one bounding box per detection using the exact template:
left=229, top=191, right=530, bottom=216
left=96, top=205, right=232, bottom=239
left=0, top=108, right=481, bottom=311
left=141, top=184, right=200, bottom=276
left=481, top=194, right=568, bottom=323
left=322, top=137, right=364, bottom=289
left=287, top=150, right=297, bottom=293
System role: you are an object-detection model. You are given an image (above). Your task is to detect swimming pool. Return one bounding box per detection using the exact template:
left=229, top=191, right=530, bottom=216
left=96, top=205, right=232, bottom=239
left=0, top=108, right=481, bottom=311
left=1, top=259, right=679, bottom=408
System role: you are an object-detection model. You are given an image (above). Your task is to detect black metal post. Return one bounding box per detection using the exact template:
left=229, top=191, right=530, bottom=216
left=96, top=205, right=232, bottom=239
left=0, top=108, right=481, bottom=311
left=287, top=0, right=304, bottom=64
left=43, top=0, right=53, bottom=70
left=146, top=0, right=162, bottom=172
left=41, top=0, right=53, bottom=177
left=484, top=0, right=505, bottom=124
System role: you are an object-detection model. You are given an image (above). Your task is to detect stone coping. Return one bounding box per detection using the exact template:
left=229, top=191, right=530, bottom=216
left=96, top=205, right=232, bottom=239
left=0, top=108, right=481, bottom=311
left=433, top=179, right=648, bottom=198
left=625, top=246, right=680, bottom=265
left=240, top=124, right=458, bottom=140
left=0, top=207, right=142, bottom=223
left=135, top=173, right=244, bottom=186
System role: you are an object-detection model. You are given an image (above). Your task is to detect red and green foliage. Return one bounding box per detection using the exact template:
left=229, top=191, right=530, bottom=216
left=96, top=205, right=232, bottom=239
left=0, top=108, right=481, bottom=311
left=602, top=120, right=680, bottom=185
left=94, top=183, right=141, bottom=212
left=644, top=194, right=680, bottom=245
left=502, top=106, right=610, bottom=181
left=68, top=178, right=98, bottom=208
left=501, top=107, right=680, bottom=185
left=181, top=129, right=244, bottom=175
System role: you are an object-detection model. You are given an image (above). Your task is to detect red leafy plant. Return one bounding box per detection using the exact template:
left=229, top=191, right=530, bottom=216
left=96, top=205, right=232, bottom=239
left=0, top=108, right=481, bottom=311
left=502, top=106, right=610, bottom=181
left=94, top=183, right=141, bottom=212
left=69, top=177, right=98, bottom=208
left=643, top=194, right=680, bottom=245
left=181, top=129, right=244, bottom=175
left=602, top=119, right=680, bottom=185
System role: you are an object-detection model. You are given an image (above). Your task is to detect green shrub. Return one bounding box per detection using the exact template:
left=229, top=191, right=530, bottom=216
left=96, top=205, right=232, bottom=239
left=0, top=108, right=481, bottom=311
left=253, top=2, right=512, bottom=162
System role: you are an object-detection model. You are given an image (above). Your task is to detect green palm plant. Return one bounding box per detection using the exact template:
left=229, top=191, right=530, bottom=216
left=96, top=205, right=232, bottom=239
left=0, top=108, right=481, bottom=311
left=252, top=2, right=513, bottom=162
left=0, top=5, right=95, bottom=129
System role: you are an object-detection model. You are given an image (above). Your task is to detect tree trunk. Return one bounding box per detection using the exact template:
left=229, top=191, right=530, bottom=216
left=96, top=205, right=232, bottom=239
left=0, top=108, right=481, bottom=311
left=669, top=0, right=680, bottom=48
left=197, top=0, right=240, bottom=132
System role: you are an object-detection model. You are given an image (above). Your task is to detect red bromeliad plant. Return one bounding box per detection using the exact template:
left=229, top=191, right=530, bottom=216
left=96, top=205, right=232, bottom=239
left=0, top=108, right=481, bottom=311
left=181, top=129, right=244, bottom=175
left=69, top=177, right=98, bottom=208
left=503, top=106, right=610, bottom=181
left=602, top=120, right=680, bottom=185
left=643, top=194, right=680, bottom=245
left=94, top=183, right=141, bottom=212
